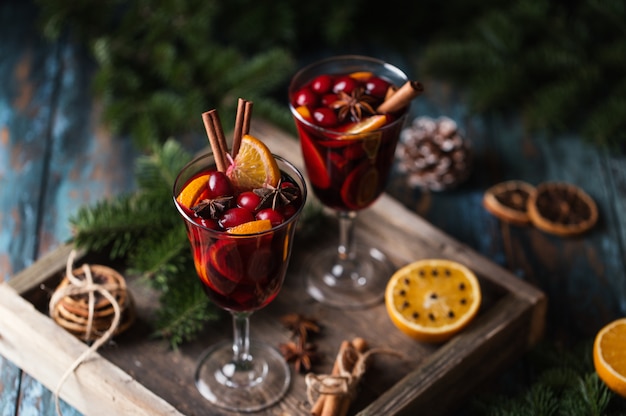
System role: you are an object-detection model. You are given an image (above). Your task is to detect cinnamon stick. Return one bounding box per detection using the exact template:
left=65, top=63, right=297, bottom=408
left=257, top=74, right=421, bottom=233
left=231, top=98, right=253, bottom=159
left=209, top=110, right=229, bottom=167
left=201, top=110, right=227, bottom=172
left=376, top=80, right=424, bottom=114
left=311, top=338, right=368, bottom=416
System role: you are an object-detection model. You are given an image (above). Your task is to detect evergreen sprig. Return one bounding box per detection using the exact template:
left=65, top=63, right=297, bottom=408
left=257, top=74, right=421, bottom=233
left=469, top=342, right=626, bottom=415
left=420, top=0, right=626, bottom=147
left=69, top=139, right=219, bottom=348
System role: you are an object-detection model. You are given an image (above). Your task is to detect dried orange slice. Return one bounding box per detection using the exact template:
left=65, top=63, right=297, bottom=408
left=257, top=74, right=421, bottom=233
left=385, top=259, right=481, bottom=343
left=176, top=173, right=209, bottom=208
left=593, top=318, right=626, bottom=397
left=483, top=180, right=535, bottom=226
left=226, top=134, right=280, bottom=192
left=227, top=219, right=272, bottom=235
left=527, top=181, right=598, bottom=236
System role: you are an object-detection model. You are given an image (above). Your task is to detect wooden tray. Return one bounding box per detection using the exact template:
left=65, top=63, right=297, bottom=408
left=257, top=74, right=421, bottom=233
left=0, top=121, right=546, bottom=416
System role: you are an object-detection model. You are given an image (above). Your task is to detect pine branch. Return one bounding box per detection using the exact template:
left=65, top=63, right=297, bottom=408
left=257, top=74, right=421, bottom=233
left=153, top=271, right=221, bottom=349
left=469, top=341, right=626, bottom=416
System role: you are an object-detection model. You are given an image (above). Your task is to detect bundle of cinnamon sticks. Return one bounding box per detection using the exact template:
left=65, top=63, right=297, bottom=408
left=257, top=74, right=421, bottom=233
left=201, top=98, right=253, bottom=171
left=308, top=337, right=369, bottom=416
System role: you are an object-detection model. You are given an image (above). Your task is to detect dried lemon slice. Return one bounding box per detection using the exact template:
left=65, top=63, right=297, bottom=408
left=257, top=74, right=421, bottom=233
left=385, top=259, right=481, bottom=343
left=527, top=181, right=598, bottom=236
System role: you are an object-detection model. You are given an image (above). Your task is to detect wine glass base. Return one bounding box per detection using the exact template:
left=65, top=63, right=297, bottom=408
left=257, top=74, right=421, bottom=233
left=305, top=244, right=394, bottom=308
left=195, top=340, right=290, bottom=412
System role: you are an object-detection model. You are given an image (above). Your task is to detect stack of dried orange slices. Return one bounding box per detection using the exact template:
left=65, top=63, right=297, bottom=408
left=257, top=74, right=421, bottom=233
left=483, top=180, right=598, bottom=236
left=385, top=259, right=481, bottom=343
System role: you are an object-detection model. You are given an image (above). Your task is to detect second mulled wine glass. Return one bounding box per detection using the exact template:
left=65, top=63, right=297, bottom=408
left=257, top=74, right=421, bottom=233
left=289, top=55, right=410, bottom=308
left=173, top=152, right=307, bottom=412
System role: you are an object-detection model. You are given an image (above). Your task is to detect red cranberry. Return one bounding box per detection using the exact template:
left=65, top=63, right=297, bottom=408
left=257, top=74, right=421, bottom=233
left=280, top=204, right=297, bottom=219
left=311, top=75, right=333, bottom=94
left=256, top=208, right=284, bottom=227
left=220, top=207, right=254, bottom=229
left=198, top=217, right=219, bottom=230
left=293, top=87, right=318, bottom=107
left=206, top=171, right=234, bottom=199
left=312, top=107, right=338, bottom=127
left=365, top=76, right=390, bottom=98
left=332, top=76, right=357, bottom=94
left=237, top=191, right=261, bottom=212
left=321, top=93, right=339, bottom=107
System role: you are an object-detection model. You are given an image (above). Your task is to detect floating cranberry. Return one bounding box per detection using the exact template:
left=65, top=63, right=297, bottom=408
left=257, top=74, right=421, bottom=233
left=220, top=207, right=254, bottom=229
left=198, top=217, right=219, bottom=230
left=321, top=93, right=339, bottom=107
left=293, top=87, right=319, bottom=107
left=332, top=76, right=357, bottom=94
left=256, top=208, right=284, bottom=227
left=365, top=76, right=390, bottom=98
left=237, top=191, right=261, bottom=212
left=280, top=203, right=297, bottom=219
left=311, top=75, right=333, bottom=94
left=312, top=107, right=338, bottom=127
left=206, top=171, right=234, bottom=199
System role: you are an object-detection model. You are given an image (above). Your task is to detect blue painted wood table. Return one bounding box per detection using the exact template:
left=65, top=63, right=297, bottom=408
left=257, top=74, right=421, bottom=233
left=1, top=1, right=625, bottom=415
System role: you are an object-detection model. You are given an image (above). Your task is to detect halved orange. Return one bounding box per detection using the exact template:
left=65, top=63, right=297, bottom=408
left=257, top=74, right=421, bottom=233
left=593, top=318, right=626, bottom=397
left=176, top=173, right=209, bottom=208
left=226, top=134, right=280, bottom=192
left=227, top=219, right=272, bottom=235
left=385, top=259, right=481, bottom=343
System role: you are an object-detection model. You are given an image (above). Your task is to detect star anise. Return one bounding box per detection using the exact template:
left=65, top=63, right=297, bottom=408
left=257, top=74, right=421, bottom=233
left=330, top=86, right=377, bottom=122
left=280, top=313, right=321, bottom=339
left=279, top=340, right=319, bottom=373
left=191, top=195, right=233, bottom=219
left=253, top=179, right=299, bottom=211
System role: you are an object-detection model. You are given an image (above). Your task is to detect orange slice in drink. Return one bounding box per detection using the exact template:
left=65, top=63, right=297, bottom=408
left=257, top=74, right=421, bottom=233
left=227, top=134, right=280, bottom=192
left=176, top=173, right=209, bottom=208
left=295, top=105, right=313, bottom=122
left=385, top=259, right=481, bottom=343
left=593, top=318, right=626, bottom=397
left=349, top=71, right=374, bottom=81
left=227, top=219, right=273, bottom=235
left=341, top=115, right=388, bottom=135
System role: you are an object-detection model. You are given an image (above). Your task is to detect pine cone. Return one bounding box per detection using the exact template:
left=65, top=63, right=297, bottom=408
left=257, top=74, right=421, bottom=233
left=396, top=116, right=472, bottom=191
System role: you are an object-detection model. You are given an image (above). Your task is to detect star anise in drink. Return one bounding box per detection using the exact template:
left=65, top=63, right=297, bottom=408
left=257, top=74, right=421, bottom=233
left=191, top=195, right=232, bottom=218
left=253, top=179, right=299, bottom=210
left=331, top=86, right=377, bottom=122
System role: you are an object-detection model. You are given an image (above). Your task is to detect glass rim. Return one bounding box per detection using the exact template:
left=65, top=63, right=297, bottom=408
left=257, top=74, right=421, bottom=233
left=173, top=152, right=307, bottom=237
left=288, top=54, right=409, bottom=137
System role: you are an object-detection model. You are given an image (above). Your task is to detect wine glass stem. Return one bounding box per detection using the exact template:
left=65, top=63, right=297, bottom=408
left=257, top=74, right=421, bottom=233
left=337, top=211, right=357, bottom=262
left=231, top=312, right=252, bottom=370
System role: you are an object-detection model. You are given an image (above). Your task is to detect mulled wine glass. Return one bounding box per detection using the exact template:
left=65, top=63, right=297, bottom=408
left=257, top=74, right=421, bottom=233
left=289, top=55, right=410, bottom=308
left=173, top=152, right=307, bottom=412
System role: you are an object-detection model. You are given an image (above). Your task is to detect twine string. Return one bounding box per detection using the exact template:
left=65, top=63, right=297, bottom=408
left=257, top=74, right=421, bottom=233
left=49, top=250, right=122, bottom=416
